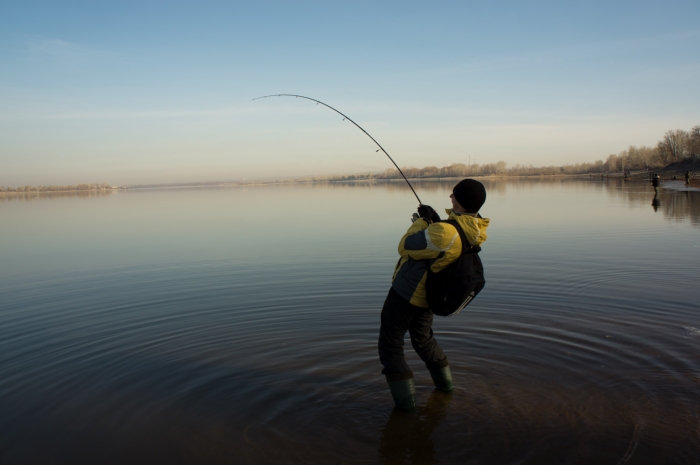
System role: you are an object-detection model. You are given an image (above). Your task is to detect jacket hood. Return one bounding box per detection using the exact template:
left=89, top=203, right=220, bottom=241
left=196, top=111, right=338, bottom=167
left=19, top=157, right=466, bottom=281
left=444, top=209, right=490, bottom=247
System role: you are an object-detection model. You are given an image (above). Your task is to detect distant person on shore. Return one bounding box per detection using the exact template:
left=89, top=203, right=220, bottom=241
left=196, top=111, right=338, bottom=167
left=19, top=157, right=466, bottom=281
left=686, top=171, right=691, bottom=185
left=652, top=174, right=660, bottom=193
left=378, top=179, right=489, bottom=410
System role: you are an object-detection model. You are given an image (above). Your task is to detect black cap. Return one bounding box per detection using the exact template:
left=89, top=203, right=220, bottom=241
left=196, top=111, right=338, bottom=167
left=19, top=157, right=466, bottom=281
left=453, top=179, right=486, bottom=213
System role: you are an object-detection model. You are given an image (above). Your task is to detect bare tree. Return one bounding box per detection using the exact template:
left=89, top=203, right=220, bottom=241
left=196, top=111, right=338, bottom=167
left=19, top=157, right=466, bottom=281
left=419, top=166, right=439, bottom=177
left=604, top=154, right=619, bottom=172
left=660, top=129, right=689, bottom=162
left=689, top=125, right=700, bottom=157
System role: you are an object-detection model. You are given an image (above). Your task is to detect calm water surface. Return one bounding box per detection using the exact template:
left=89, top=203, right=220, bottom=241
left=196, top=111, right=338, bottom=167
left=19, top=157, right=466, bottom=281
left=1, top=178, right=699, bottom=464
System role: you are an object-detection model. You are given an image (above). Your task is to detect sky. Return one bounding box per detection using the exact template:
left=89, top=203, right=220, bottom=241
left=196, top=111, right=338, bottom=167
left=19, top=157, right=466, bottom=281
left=1, top=0, right=698, bottom=186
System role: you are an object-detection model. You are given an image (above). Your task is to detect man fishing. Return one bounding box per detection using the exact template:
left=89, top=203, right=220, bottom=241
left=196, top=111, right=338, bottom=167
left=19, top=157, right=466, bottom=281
left=378, top=179, right=489, bottom=409
left=255, top=95, right=490, bottom=410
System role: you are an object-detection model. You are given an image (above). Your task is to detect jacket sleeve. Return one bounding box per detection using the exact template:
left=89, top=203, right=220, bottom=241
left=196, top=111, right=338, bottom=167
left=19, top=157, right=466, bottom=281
left=398, top=220, right=459, bottom=260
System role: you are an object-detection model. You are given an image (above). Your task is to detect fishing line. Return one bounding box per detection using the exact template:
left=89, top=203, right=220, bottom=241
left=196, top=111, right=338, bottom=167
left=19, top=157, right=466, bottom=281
left=253, top=94, right=422, bottom=204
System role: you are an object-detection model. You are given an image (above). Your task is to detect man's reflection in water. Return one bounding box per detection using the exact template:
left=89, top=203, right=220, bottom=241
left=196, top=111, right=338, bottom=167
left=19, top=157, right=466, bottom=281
left=652, top=192, right=661, bottom=212
left=379, top=390, right=453, bottom=464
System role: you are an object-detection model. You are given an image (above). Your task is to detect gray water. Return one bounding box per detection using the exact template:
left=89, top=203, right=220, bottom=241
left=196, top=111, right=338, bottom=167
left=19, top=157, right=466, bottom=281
left=1, top=178, right=699, bottom=464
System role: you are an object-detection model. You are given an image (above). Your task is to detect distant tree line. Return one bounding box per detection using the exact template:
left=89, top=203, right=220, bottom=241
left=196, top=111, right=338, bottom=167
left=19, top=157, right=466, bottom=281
left=3, top=125, right=697, bottom=189
left=322, top=124, right=699, bottom=181
left=603, top=125, right=700, bottom=172
left=0, top=183, right=113, bottom=193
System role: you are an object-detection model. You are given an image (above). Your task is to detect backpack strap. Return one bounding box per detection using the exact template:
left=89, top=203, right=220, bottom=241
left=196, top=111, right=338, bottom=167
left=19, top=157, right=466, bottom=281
left=442, top=219, right=481, bottom=255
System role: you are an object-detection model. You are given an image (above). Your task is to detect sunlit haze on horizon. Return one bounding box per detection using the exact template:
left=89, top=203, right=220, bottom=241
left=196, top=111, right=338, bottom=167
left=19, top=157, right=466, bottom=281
left=1, top=1, right=698, bottom=186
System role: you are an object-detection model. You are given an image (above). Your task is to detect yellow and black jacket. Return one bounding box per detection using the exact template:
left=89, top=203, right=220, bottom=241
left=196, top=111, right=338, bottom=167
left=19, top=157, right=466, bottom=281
left=392, top=209, right=490, bottom=308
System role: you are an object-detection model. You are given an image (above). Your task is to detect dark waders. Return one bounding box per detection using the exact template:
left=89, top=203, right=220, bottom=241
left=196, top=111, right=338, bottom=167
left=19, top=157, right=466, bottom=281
left=378, top=288, right=453, bottom=409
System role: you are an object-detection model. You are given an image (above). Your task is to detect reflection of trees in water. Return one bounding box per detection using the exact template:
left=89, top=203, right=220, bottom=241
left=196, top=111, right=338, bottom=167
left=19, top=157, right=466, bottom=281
left=655, top=190, right=699, bottom=226
left=599, top=180, right=700, bottom=226
left=0, top=190, right=115, bottom=203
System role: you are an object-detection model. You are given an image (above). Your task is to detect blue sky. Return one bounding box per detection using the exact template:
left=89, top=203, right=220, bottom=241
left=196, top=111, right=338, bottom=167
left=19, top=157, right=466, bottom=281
left=1, top=1, right=698, bottom=185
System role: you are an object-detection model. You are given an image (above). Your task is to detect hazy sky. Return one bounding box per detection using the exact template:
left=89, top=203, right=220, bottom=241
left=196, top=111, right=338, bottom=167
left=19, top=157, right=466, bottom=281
left=1, top=1, right=698, bottom=186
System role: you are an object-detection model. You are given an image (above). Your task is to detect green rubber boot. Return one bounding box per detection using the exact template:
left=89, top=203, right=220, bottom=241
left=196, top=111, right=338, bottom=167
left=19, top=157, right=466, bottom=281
left=428, top=365, right=453, bottom=392
left=385, top=373, right=416, bottom=410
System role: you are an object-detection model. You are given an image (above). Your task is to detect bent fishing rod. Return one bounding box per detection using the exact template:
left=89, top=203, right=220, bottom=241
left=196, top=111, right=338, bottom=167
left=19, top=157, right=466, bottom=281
left=253, top=94, right=422, bottom=204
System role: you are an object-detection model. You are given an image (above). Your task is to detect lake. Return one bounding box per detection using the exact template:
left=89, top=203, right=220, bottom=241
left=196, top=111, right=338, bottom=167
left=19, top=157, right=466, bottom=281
left=1, top=178, right=699, bottom=464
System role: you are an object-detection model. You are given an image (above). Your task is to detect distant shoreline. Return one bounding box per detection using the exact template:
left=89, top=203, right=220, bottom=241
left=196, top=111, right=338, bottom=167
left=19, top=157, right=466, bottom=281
left=0, top=189, right=120, bottom=194
left=0, top=184, right=122, bottom=195
left=2, top=164, right=697, bottom=195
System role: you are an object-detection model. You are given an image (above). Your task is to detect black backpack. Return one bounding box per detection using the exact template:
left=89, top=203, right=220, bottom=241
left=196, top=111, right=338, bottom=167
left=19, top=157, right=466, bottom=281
left=425, top=219, right=485, bottom=317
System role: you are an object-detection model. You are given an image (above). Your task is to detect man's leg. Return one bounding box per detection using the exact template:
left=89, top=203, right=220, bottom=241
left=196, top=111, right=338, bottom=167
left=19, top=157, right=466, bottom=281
left=378, top=288, right=415, bottom=375
left=408, top=308, right=447, bottom=367
left=409, top=308, right=453, bottom=392
left=378, top=288, right=418, bottom=409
